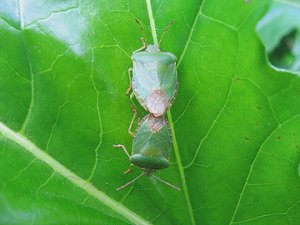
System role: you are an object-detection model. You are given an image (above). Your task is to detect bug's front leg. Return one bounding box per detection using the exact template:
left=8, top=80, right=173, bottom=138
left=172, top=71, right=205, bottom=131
left=126, top=68, right=133, bottom=95
left=133, top=37, right=147, bottom=53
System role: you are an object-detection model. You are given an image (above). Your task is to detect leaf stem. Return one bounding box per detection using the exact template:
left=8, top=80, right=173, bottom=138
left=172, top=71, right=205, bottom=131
left=166, top=111, right=196, bottom=225
left=146, top=0, right=159, bottom=45
left=145, top=0, right=196, bottom=224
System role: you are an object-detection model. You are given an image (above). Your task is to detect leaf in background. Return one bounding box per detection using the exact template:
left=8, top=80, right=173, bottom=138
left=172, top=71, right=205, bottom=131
left=0, top=0, right=300, bottom=225
left=257, top=0, right=300, bottom=71
left=292, top=33, right=300, bottom=70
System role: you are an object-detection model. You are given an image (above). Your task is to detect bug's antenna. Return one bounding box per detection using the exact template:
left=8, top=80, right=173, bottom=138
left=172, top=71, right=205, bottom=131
left=152, top=175, right=181, bottom=191
left=116, top=173, right=143, bottom=191
left=159, top=19, right=175, bottom=45
left=135, top=18, right=147, bottom=45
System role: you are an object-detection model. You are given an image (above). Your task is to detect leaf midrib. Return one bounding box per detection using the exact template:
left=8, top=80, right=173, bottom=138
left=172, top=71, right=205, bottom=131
left=0, top=122, right=150, bottom=225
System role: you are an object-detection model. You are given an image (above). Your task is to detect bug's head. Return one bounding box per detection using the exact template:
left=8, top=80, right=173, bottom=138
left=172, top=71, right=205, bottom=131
left=134, top=18, right=175, bottom=50
left=145, top=44, right=160, bottom=53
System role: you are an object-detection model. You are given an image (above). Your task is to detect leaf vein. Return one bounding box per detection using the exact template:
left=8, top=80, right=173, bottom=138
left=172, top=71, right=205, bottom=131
left=25, top=3, right=80, bottom=28
left=228, top=113, right=300, bottom=224
left=177, top=0, right=203, bottom=66
left=184, top=74, right=236, bottom=169
left=17, top=1, right=35, bottom=134
left=88, top=48, right=103, bottom=181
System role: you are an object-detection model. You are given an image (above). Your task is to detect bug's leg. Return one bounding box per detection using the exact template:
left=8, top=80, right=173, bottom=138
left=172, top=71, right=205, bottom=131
left=133, top=37, right=147, bottom=53
left=126, top=68, right=133, bottom=94
left=128, top=106, right=137, bottom=137
left=152, top=175, right=181, bottom=191
left=117, top=173, right=143, bottom=191
left=113, top=144, right=131, bottom=159
left=130, top=92, right=135, bottom=100
left=124, top=163, right=135, bottom=174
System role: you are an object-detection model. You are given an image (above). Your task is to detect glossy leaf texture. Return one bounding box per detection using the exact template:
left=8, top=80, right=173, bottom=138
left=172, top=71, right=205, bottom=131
left=0, top=0, right=300, bottom=225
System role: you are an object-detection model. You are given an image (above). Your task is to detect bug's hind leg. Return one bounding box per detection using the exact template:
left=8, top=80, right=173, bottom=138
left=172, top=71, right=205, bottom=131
left=113, top=144, right=131, bottom=159
left=126, top=68, right=133, bottom=95
left=128, top=106, right=137, bottom=137
left=117, top=173, right=143, bottom=191
left=152, top=175, right=181, bottom=191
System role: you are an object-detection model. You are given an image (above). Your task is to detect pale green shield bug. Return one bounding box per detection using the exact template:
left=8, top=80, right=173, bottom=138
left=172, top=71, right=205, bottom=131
left=127, top=19, right=178, bottom=117
left=113, top=114, right=180, bottom=190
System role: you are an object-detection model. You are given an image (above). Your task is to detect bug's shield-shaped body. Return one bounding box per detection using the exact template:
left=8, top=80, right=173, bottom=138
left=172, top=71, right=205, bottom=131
left=131, top=114, right=171, bottom=173
left=132, top=45, right=177, bottom=117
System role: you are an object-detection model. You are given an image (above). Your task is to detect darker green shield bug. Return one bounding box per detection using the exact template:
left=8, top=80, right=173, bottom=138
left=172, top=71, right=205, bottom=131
left=127, top=19, right=178, bottom=117
left=113, top=114, right=180, bottom=190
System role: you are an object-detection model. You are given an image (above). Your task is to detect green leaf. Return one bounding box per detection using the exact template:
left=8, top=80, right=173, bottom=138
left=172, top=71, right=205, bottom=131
left=0, top=0, right=299, bottom=225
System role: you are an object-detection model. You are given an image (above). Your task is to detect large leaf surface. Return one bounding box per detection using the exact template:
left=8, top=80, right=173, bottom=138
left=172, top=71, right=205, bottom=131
left=0, top=0, right=299, bottom=224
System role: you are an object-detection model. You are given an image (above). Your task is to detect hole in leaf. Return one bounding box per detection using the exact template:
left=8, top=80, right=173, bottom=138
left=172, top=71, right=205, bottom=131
left=257, top=1, right=300, bottom=72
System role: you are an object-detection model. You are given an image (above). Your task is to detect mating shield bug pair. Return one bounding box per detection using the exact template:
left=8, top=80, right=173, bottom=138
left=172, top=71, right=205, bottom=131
left=113, top=19, right=180, bottom=190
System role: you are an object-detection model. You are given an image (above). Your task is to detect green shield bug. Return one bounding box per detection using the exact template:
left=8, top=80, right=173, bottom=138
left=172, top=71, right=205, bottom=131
left=113, top=114, right=180, bottom=191
left=127, top=19, right=178, bottom=117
